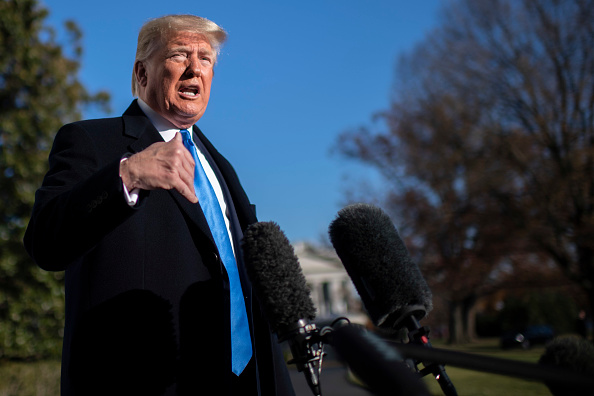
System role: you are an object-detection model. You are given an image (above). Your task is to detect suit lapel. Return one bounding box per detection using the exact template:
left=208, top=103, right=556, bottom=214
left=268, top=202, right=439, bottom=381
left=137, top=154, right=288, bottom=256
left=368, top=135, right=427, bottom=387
left=193, top=127, right=257, bottom=229
left=122, top=101, right=164, bottom=154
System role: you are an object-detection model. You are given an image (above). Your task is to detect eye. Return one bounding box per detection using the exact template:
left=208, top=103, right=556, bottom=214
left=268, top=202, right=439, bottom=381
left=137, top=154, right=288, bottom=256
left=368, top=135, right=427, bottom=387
left=169, top=53, right=187, bottom=61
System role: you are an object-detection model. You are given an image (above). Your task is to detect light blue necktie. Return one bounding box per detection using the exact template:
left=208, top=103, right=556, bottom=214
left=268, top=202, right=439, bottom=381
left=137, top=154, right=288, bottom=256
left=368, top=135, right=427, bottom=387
left=180, top=129, right=252, bottom=375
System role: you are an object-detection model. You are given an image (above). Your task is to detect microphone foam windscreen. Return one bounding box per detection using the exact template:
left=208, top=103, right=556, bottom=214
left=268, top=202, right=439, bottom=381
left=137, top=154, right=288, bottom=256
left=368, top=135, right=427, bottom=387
left=329, top=203, right=432, bottom=327
left=242, top=222, right=316, bottom=333
left=539, top=335, right=594, bottom=395
left=539, top=335, right=594, bottom=373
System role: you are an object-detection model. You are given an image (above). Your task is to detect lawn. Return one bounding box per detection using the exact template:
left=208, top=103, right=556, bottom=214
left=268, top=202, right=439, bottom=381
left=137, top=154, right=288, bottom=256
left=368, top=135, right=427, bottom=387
left=0, top=359, right=60, bottom=396
left=421, top=338, right=551, bottom=396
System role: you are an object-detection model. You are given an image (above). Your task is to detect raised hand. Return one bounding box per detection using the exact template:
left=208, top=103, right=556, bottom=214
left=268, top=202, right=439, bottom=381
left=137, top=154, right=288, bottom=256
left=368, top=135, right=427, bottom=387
left=120, top=132, right=198, bottom=203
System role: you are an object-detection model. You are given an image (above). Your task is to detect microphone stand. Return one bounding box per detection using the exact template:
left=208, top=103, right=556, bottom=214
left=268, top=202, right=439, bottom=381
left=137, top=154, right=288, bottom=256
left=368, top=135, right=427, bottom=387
left=403, top=315, right=457, bottom=396
left=281, top=320, right=325, bottom=396
left=284, top=315, right=448, bottom=396
left=319, top=317, right=431, bottom=396
left=386, top=340, right=594, bottom=391
left=384, top=305, right=458, bottom=396
left=285, top=317, right=429, bottom=396
left=289, top=315, right=594, bottom=396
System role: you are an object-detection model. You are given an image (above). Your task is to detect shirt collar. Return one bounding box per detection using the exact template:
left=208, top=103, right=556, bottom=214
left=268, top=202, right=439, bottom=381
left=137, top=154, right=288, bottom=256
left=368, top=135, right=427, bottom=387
left=137, top=98, right=193, bottom=142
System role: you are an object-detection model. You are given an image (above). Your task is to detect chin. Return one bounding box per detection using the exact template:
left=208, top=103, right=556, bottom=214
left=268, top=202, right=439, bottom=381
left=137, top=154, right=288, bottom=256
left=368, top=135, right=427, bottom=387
left=172, top=114, right=203, bottom=128
left=173, top=109, right=204, bottom=125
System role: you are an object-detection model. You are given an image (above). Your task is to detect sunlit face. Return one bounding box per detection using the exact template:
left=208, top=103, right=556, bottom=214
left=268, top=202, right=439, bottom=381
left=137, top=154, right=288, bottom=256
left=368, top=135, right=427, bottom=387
left=136, top=31, right=215, bottom=129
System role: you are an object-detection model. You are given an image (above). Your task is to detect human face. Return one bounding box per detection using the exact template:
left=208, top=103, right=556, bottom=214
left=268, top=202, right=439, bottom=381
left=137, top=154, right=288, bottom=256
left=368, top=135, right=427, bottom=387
left=136, top=32, right=215, bottom=129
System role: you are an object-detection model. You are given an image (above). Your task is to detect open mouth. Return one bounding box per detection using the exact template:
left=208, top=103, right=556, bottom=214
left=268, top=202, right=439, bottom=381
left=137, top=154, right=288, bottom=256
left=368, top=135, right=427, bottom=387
left=179, top=87, right=199, bottom=97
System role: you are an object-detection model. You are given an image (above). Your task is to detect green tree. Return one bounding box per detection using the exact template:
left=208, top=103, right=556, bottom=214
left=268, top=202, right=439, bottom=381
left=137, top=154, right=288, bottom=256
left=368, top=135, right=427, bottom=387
left=336, top=0, right=594, bottom=342
left=0, top=0, right=109, bottom=359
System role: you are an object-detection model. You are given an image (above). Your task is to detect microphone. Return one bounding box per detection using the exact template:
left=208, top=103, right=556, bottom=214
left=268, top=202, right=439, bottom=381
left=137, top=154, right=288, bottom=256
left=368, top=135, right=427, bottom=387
left=538, top=336, right=594, bottom=395
left=328, top=203, right=432, bottom=328
left=321, top=319, right=431, bottom=396
left=241, top=222, right=320, bottom=396
left=243, top=221, right=431, bottom=395
left=329, top=203, right=457, bottom=396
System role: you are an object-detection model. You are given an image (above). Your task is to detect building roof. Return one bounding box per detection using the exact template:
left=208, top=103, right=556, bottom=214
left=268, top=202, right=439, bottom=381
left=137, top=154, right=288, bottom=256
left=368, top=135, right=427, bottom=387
left=294, top=242, right=345, bottom=277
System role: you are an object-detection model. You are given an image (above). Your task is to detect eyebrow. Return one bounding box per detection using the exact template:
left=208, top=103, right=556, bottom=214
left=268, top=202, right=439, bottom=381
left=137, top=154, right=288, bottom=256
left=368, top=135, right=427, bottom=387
left=167, top=45, right=214, bottom=57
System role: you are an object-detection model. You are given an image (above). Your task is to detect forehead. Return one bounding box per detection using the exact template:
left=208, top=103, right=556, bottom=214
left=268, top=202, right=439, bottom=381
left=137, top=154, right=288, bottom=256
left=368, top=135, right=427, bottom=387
left=163, top=31, right=213, bottom=51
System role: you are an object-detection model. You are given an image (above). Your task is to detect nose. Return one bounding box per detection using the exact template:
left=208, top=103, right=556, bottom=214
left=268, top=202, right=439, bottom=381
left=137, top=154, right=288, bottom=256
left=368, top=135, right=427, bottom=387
left=186, top=55, right=202, bottom=77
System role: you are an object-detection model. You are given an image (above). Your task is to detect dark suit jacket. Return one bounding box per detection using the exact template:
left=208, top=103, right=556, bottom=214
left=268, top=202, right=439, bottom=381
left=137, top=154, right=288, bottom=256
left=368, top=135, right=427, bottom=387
left=24, top=100, right=295, bottom=396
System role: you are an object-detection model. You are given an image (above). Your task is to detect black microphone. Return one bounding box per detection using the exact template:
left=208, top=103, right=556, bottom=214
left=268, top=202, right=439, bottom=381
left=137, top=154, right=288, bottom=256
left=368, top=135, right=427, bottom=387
left=329, top=203, right=457, bottom=396
left=538, top=336, right=594, bottom=395
left=322, top=319, right=431, bottom=396
left=328, top=203, right=432, bottom=328
left=241, top=222, right=321, bottom=396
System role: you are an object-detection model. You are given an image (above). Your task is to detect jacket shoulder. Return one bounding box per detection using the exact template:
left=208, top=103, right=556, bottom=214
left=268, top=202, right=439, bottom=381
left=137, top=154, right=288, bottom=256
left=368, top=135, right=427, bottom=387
left=64, top=99, right=143, bottom=136
left=67, top=116, right=124, bottom=135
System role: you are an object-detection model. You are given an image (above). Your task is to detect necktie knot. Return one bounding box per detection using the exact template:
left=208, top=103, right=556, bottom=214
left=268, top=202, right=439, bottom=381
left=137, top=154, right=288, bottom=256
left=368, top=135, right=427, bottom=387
left=180, top=129, right=193, bottom=146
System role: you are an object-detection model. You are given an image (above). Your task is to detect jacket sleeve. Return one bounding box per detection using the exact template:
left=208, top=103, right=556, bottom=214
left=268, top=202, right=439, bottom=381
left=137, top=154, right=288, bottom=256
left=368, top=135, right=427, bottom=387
left=24, top=122, right=141, bottom=271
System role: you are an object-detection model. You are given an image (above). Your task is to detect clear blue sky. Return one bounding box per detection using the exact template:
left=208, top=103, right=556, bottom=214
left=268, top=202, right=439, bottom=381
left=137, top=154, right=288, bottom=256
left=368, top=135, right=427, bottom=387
left=43, top=0, right=441, bottom=244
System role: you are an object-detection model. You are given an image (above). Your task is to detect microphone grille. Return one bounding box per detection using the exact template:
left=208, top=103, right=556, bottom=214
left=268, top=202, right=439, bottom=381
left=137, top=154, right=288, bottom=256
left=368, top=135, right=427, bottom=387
left=242, top=222, right=316, bottom=332
left=329, top=203, right=432, bottom=326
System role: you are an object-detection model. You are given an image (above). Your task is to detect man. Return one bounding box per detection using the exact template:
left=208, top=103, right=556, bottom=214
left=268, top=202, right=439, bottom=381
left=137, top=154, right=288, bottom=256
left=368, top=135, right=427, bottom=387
left=24, top=14, right=294, bottom=396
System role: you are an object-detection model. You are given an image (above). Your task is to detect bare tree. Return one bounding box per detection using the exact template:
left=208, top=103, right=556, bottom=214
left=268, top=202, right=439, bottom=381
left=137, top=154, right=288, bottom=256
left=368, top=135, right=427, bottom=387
left=336, top=0, right=594, bottom=342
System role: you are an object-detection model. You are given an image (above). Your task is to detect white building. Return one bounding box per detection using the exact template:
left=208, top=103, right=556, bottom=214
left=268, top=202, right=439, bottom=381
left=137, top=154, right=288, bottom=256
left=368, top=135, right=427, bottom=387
left=294, top=242, right=368, bottom=325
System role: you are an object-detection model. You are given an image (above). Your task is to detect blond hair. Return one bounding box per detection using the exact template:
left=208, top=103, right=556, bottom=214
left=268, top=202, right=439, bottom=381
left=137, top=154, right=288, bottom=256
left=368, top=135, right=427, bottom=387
left=131, top=14, right=227, bottom=96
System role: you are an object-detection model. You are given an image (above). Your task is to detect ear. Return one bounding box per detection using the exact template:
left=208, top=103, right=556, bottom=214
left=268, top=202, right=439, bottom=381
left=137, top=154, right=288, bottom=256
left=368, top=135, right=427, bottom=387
left=134, top=60, right=148, bottom=88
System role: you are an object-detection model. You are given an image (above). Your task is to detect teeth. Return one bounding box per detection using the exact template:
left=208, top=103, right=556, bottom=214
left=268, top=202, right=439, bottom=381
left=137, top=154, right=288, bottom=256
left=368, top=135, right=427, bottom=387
left=181, top=91, right=196, bottom=96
